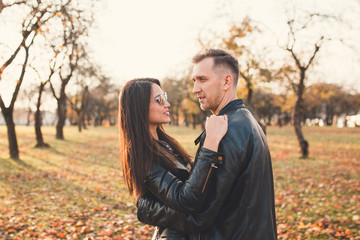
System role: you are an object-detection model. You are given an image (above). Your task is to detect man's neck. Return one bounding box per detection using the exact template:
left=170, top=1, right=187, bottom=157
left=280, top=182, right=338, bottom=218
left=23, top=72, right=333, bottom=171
left=212, top=94, right=238, bottom=115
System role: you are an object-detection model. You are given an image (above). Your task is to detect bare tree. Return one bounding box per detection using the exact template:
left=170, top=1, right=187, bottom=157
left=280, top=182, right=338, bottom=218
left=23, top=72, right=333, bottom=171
left=34, top=80, right=50, bottom=148
left=68, top=85, right=89, bottom=132
left=68, top=54, right=101, bottom=132
left=283, top=8, right=340, bottom=158
left=0, top=1, right=55, bottom=159
left=34, top=43, right=61, bottom=147
left=48, top=3, right=95, bottom=139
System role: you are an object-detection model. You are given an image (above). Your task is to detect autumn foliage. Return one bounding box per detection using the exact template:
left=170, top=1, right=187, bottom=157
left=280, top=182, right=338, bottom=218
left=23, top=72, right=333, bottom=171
left=0, top=125, right=359, bottom=239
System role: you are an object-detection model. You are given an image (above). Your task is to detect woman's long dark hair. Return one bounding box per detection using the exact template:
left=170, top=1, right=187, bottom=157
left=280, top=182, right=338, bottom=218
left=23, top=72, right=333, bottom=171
left=119, top=78, right=192, bottom=198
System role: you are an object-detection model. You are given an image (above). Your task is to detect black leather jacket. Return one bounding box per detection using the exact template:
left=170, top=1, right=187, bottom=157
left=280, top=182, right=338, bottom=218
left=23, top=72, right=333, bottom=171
left=143, top=140, right=223, bottom=239
left=138, top=99, right=277, bottom=240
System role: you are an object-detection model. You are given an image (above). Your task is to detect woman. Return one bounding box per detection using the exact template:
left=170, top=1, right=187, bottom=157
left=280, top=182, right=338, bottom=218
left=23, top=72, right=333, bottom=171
left=119, top=78, right=227, bottom=239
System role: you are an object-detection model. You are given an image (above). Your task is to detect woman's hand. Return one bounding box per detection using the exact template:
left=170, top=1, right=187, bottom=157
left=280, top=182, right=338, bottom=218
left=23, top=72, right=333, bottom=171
left=202, top=115, right=228, bottom=152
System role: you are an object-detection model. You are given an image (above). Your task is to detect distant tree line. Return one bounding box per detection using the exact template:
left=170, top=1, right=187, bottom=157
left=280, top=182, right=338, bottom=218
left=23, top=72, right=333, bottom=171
left=162, top=78, right=360, bottom=128
left=67, top=75, right=120, bottom=129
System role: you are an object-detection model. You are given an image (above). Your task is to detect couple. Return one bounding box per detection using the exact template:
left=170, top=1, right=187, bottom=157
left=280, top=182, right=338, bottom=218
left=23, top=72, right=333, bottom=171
left=119, top=49, right=277, bottom=240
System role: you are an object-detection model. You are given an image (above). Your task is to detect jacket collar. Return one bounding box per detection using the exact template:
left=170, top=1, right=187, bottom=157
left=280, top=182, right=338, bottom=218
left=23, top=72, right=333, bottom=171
left=218, top=99, right=245, bottom=115
left=194, top=99, right=245, bottom=145
left=157, top=140, right=188, bottom=171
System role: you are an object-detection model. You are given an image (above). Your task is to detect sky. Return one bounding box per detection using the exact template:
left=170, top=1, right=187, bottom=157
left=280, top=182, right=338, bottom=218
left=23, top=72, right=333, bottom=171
left=0, top=0, right=359, bottom=111
left=88, top=0, right=360, bottom=91
left=89, top=0, right=219, bottom=82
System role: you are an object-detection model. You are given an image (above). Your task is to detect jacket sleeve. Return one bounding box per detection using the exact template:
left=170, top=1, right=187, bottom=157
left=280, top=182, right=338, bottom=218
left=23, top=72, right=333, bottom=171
left=137, top=194, right=200, bottom=233
left=138, top=137, right=244, bottom=233
left=145, top=148, right=223, bottom=213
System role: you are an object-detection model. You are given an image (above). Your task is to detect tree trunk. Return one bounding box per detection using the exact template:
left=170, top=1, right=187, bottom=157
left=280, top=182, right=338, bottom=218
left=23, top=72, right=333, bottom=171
left=183, top=110, right=189, bottom=127
left=191, top=113, right=197, bottom=129
left=80, top=112, right=87, bottom=130
left=56, top=90, right=67, bottom=139
left=77, top=110, right=82, bottom=132
left=35, top=110, right=49, bottom=148
left=2, top=109, right=19, bottom=159
left=26, top=108, right=32, bottom=126
left=293, top=70, right=309, bottom=158
left=0, top=38, right=33, bottom=160
left=35, top=82, right=49, bottom=148
left=246, top=81, right=253, bottom=105
left=80, top=86, right=88, bottom=130
left=200, top=111, right=207, bottom=130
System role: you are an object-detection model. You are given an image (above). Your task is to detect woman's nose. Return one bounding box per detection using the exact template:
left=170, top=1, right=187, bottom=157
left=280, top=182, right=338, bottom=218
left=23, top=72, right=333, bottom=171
left=164, top=100, right=170, bottom=107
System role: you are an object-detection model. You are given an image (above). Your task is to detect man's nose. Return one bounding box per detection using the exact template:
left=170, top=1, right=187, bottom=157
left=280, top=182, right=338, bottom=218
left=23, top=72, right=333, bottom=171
left=192, top=81, right=200, bottom=93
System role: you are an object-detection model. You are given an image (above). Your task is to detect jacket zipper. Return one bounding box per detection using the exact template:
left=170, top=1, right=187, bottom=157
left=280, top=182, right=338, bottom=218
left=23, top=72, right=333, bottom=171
left=201, top=162, right=217, bottom=193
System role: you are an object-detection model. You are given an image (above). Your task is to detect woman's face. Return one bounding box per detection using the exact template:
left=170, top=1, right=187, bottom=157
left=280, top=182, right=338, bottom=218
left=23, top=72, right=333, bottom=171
left=149, top=83, right=170, bottom=125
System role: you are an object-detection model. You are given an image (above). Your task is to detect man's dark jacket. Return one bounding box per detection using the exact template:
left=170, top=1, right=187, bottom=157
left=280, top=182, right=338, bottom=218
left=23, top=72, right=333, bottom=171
left=138, top=99, right=278, bottom=240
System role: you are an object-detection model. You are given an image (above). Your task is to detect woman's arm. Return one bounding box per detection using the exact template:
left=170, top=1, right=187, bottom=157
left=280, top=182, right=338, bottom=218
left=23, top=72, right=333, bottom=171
left=144, top=115, right=228, bottom=213
left=138, top=135, right=244, bottom=233
left=145, top=147, right=222, bottom=213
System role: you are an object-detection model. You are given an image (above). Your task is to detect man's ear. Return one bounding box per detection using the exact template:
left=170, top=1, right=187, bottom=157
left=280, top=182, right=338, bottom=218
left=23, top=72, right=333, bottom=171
left=223, top=74, right=232, bottom=90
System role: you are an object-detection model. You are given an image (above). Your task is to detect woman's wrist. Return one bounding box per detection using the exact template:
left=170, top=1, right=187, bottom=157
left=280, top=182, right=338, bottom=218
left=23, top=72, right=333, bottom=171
left=202, top=136, right=220, bottom=152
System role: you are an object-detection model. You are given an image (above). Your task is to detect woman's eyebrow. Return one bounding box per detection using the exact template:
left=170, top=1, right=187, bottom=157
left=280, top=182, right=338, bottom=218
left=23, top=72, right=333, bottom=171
left=154, top=93, right=163, bottom=98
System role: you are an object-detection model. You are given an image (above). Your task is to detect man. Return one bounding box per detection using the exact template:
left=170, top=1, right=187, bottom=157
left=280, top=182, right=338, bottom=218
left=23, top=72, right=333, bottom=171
left=137, top=49, right=277, bottom=239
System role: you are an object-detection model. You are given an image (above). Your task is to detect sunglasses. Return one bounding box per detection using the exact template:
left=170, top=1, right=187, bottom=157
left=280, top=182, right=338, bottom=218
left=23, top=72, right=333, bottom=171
left=154, top=92, right=168, bottom=106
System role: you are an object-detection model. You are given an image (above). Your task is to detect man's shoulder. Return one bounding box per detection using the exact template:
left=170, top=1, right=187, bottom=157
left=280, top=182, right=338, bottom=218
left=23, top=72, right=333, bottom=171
left=227, top=107, right=254, bottom=128
left=225, top=108, right=263, bottom=144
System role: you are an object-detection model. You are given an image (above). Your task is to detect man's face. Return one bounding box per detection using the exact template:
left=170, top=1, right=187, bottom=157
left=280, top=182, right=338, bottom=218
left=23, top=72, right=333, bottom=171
left=192, top=57, right=223, bottom=113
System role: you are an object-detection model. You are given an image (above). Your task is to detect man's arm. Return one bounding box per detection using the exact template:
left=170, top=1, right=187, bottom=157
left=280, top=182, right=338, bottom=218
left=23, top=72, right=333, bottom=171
left=145, top=148, right=222, bottom=213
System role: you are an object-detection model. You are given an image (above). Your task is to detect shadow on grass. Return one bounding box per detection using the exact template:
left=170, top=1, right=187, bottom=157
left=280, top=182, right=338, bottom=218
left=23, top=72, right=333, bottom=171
left=0, top=159, right=129, bottom=212
left=42, top=144, right=119, bottom=169
left=0, top=157, right=33, bottom=170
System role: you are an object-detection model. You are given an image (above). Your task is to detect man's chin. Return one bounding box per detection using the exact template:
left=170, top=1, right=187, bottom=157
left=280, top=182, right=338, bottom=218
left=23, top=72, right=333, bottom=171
left=200, top=104, right=209, bottom=111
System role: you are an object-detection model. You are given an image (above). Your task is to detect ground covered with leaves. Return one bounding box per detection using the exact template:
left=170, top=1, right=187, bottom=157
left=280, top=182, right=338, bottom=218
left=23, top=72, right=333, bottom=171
left=0, top=125, right=359, bottom=239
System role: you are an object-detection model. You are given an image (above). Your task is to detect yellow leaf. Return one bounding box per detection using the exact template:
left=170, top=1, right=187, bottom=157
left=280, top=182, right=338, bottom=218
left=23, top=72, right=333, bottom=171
left=247, top=25, right=252, bottom=32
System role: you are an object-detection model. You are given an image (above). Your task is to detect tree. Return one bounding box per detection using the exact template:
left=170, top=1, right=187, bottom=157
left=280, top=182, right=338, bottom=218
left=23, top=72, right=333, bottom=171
left=251, top=89, right=281, bottom=125
left=87, top=75, right=119, bottom=126
left=162, top=77, right=188, bottom=126
left=68, top=86, right=89, bottom=131
left=304, top=83, right=360, bottom=126
left=162, top=69, right=205, bottom=129
left=282, top=7, right=344, bottom=157
left=220, top=18, right=273, bottom=105
left=0, top=1, right=55, bottom=159
left=199, top=17, right=271, bottom=133
left=34, top=80, right=50, bottom=148
left=33, top=45, right=59, bottom=148
left=48, top=2, right=95, bottom=139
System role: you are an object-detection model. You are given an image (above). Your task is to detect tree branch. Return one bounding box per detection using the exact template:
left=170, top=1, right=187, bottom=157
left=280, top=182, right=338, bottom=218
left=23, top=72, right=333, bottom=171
left=305, top=36, right=324, bottom=70
left=0, top=0, right=26, bottom=14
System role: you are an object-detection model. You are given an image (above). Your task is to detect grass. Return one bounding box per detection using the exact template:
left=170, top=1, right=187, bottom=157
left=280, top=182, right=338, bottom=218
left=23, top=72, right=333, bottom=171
left=0, top=125, right=359, bottom=239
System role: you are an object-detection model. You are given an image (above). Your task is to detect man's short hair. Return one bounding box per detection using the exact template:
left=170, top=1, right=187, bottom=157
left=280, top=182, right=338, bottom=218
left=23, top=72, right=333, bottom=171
left=192, top=48, right=239, bottom=86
